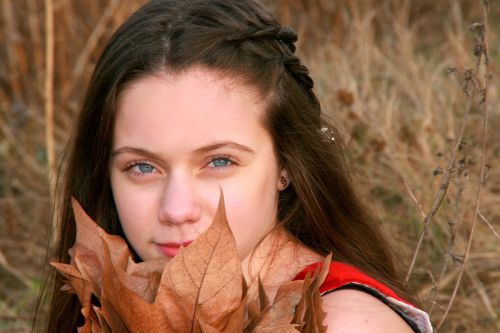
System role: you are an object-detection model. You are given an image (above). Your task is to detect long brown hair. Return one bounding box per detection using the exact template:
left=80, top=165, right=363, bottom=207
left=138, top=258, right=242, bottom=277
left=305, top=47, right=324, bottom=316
left=33, top=0, right=415, bottom=331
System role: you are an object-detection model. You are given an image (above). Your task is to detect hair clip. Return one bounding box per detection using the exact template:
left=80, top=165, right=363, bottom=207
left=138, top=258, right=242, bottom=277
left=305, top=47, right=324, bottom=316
left=320, top=127, right=335, bottom=143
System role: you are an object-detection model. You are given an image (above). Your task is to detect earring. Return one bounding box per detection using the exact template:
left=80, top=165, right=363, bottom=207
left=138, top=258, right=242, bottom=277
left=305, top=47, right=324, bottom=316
left=280, top=176, right=288, bottom=188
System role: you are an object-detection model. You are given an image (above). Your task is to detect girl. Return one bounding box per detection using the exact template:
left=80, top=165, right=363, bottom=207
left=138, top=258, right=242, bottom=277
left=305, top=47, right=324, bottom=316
left=34, top=0, right=432, bottom=332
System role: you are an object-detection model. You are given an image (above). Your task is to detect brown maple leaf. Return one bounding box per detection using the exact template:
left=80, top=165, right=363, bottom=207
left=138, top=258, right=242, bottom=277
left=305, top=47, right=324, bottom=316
left=293, top=254, right=331, bottom=333
left=155, top=192, right=243, bottom=332
left=52, top=193, right=329, bottom=332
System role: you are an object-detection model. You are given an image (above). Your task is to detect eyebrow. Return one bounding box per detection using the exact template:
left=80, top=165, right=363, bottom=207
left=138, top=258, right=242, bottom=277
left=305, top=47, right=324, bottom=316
left=111, top=141, right=255, bottom=158
left=193, top=141, right=255, bottom=154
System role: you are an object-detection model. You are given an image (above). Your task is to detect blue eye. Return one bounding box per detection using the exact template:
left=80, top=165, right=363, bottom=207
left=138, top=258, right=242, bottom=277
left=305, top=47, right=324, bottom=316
left=137, top=164, right=155, bottom=173
left=208, top=157, right=232, bottom=169
left=127, top=162, right=156, bottom=175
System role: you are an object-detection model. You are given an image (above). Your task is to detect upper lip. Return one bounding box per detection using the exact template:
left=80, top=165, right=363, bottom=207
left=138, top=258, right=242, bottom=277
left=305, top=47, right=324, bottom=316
left=156, top=240, right=193, bottom=247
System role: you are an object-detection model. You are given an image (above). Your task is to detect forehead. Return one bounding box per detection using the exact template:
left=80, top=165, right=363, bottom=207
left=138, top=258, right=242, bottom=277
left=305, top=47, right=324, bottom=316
left=113, top=68, right=271, bottom=152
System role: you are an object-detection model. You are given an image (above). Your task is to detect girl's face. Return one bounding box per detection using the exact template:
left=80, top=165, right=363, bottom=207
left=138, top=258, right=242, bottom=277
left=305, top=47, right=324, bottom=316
left=110, top=67, right=283, bottom=264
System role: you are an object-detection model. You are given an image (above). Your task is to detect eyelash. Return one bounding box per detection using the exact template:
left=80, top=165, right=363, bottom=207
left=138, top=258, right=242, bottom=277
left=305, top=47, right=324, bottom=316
left=206, top=155, right=235, bottom=170
left=123, top=155, right=236, bottom=176
left=125, top=160, right=157, bottom=176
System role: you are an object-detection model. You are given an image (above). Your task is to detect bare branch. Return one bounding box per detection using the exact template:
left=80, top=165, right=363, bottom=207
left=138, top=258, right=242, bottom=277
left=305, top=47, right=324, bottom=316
left=401, top=177, right=426, bottom=219
left=45, top=0, right=56, bottom=195
left=435, top=1, right=492, bottom=330
left=405, top=75, right=477, bottom=283
left=60, top=0, right=122, bottom=102
left=478, top=210, right=500, bottom=241
left=465, top=264, right=498, bottom=321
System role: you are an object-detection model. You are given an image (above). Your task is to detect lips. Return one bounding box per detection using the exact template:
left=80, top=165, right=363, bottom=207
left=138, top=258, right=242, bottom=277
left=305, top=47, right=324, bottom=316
left=156, top=240, right=193, bottom=257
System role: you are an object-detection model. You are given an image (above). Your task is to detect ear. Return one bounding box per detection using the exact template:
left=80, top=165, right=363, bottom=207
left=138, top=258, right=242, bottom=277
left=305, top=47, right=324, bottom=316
left=277, top=169, right=290, bottom=191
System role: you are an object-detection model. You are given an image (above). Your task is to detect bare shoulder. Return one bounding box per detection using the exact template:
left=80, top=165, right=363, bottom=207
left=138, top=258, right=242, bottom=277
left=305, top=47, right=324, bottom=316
left=321, top=288, right=414, bottom=333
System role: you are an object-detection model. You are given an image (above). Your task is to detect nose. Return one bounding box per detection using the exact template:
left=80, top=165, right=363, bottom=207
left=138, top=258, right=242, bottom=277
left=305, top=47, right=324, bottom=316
left=157, top=173, right=202, bottom=225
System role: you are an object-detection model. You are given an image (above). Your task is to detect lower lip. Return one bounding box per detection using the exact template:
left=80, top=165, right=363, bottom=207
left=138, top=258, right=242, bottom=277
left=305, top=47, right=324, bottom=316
left=157, top=245, right=180, bottom=257
left=156, top=242, right=192, bottom=257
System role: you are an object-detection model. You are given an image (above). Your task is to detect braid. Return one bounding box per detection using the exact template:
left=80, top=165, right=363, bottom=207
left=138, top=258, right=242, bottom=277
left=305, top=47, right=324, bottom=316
left=225, top=26, right=298, bottom=53
left=225, top=25, right=318, bottom=108
left=282, top=54, right=313, bottom=90
left=163, top=0, right=318, bottom=110
left=282, top=54, right=320, bottom=113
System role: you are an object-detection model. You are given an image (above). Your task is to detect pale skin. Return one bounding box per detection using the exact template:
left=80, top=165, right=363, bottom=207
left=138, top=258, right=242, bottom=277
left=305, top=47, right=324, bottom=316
left=110, top=67, right=413, bottom=332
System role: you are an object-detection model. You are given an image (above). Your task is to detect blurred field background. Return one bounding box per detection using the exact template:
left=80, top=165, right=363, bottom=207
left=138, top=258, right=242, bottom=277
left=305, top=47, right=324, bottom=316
left=0, top=0, right=499, bottom=332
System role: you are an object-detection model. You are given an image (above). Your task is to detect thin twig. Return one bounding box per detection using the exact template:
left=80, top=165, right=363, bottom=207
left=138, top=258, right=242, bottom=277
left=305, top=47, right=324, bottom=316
left=465, top=264, right=498, bottom=320
left=45, top=0, right=56, bottom=195
left=27, top=0, right=44, bottom=84
left=0, top=250, right=33, bottom=288
left=429, top=153, right=465, bottom=315
left=60, top=0, right=121, bottom=102
left=418, top=268, right=460, bottom=299
left=405, top=75, right=477, bottom=283
left=0, top=120, right=48, bottom=178
left=1, top=0, right=21, bottom=100
left=0, top=315, right=33, bottom=321
left=435, top=1, right=491, bottom=330
left=401, top=177, right=426, bottom=219
left=478, top=210, right=500, bottom=241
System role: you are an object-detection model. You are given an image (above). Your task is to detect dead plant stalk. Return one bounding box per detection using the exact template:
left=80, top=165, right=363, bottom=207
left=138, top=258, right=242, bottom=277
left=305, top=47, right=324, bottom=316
left=405, top=66, right=477, bottom=284
left=61, top=0, right=122, bottom=102
left=478, top=210, right=500, bottom=240
left=435, top=1, right=492, bottom=330
left=428, top=153, right=465, bottom=316
left=45, top=0, right=56, bottom=194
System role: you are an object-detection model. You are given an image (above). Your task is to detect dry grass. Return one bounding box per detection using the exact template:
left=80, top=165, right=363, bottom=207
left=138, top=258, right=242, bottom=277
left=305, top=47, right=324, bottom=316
left=0, top=0, right=498, bottom=332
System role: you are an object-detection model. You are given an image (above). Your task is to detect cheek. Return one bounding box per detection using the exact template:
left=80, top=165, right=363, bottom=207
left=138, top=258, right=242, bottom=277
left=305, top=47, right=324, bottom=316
left=222, top=172, right=279, bottom=256
left=224, top=170, right=277, bottom=217
left=110, top=177, right=156, bottom=238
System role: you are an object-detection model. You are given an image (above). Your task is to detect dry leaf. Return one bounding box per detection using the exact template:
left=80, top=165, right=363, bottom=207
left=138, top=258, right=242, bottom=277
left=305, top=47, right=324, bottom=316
left=246, top=276, right=269, bottom=331
left=156, top=193, right=243, bottom=332
left=255, top=280, right=304, bottom=329
left=293, top=254, right=331, bottom=333
left=52, top=194, right=329, bottom=332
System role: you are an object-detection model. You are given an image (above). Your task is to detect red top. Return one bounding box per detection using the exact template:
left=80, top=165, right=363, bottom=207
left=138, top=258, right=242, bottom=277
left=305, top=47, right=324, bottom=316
left=294, top=260, right=410, bottom=304
left=293, top=261, right=433, bottom=333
